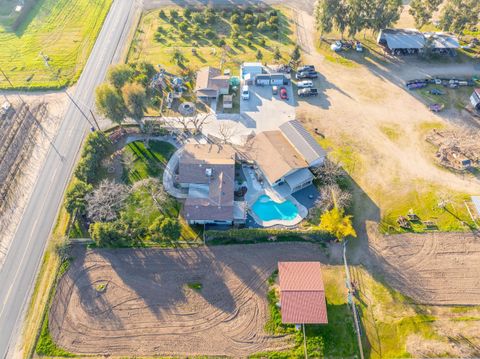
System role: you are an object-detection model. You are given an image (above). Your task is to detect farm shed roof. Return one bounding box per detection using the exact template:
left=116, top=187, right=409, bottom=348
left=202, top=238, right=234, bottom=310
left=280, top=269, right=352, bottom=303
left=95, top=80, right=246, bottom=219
left=278, top=262, right=328, bottom=324
left=424, top=32, right=460, bottom=49
left=279, top=120, right=326, bottom=166
left=472, top=196, right=480, bottom=216
left=380, top=29, right=426, bottom=49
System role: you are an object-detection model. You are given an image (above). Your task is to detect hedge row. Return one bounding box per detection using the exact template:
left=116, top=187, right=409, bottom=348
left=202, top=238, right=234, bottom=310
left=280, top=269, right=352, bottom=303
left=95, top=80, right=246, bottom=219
left=205, top=228, right=331, bottom=245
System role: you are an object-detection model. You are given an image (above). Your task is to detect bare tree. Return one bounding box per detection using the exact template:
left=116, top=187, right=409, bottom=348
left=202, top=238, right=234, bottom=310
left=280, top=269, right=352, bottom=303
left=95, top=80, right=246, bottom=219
left=317, top=184, right=352, bottom=212
left=170, top=115, right=191, bottom=133
left=132, top=178, right=168, bottom=210
left=189, top=113, right=213, bottom=134
left=311, top=158, right=344, bottom=185
left=218, top=122, right=237, bottom=144
left=86, top=180, right=130, bottom=222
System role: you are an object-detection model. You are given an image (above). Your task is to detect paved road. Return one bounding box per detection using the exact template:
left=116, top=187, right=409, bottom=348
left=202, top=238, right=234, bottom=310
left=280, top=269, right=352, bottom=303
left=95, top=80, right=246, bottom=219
left=0, top=0, right=141, bottom=357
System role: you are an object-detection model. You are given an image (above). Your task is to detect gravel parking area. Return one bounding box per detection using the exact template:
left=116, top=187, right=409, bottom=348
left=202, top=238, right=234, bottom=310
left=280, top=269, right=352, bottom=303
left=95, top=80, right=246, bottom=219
left=50, top=243, right=329, bottom=357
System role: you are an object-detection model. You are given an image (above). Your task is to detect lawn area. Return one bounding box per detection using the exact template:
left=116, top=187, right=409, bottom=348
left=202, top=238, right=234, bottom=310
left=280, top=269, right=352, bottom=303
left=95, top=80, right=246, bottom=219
left=123, top=140, right=176, bottom=184
left=127, top=6, right=296, bottom=75
left=0, top=0, right=112, bottom=90
left=255, top=267, right=360, bottom=358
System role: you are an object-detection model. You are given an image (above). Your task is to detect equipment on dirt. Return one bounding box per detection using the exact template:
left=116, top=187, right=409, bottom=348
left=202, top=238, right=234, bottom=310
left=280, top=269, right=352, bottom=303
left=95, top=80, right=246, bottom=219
left=429, top=103, right=444, bottom=112
left=397, top=216, right=411, bottom=229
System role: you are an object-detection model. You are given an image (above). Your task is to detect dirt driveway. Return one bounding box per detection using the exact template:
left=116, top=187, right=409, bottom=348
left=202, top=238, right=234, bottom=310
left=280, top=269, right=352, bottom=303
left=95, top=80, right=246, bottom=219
left=50, top=243, right=329, bottom=357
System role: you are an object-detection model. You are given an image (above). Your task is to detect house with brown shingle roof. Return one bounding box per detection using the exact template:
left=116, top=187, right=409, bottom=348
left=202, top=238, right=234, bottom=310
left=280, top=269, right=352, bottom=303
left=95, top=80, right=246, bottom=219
left=278, top=262, right=328, bottom=324
left=178, top=143, right=246, bottom=225
left=243, top=121, right=326, bottom=193
left=194, top=67, right=230, bottom=100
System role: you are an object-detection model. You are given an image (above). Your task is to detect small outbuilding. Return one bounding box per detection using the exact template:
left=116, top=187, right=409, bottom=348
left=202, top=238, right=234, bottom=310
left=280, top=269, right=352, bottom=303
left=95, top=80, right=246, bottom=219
left=194, top=67, right=230, bottom=100
left=241, top=62, right=263, bottom=80
left=278, top=261, right=328, bottom=324
left=377, top=29, right=425, bottom=55
left=470, top=88, right=480, bottom=112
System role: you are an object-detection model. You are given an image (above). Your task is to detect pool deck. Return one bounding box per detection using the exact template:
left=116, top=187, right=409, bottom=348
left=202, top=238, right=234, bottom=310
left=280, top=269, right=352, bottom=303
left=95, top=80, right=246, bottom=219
left=242, top=165, right=308, bottom=227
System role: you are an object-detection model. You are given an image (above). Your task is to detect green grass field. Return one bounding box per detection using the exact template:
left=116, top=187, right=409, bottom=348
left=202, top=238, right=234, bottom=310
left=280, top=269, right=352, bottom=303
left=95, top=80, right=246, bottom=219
left=0, top=0, right=112, bottom=90
left=128, top=6, right=296, bottom=75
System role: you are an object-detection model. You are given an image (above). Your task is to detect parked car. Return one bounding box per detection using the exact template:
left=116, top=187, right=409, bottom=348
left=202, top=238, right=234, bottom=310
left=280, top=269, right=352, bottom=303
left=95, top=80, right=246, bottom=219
left=297, top=80, right=313, bottom=88
left=428, top=89, right=444, bottom=95
left=297, top=65, right=315, bottom=73
left=280, top=87, right=288, bottom=100
left=355, top=41, right=363, bottom=52
left=331, top=41, right=343, bottom=52
left=296, top=71, right=318, bottom=80
left=298, top=88, right=318, bottom=97
left=272, top=85, right=278, bottom=95
left=241, top=85, right=250, bottom=100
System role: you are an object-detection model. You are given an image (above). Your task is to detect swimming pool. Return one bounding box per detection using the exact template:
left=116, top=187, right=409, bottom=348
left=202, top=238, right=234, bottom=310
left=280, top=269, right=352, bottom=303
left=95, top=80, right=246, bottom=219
left=252, top=195, right=299, bottom=222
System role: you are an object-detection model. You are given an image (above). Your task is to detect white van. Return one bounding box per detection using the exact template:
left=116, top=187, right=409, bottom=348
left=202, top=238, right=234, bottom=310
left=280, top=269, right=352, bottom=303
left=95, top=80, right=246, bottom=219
left=297, top=80, right=313, bottom=88
left=241, top=85, right=250, bottom=100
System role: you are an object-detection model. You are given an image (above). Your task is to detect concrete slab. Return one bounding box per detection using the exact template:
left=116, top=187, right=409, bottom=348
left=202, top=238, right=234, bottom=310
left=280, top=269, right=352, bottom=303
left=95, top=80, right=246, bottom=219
left=240, top=83, right=296, bottom=132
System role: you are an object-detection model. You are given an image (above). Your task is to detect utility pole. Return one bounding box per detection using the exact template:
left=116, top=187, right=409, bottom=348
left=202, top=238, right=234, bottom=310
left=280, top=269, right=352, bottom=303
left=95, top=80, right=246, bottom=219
left=89, top=109, right=101, bottom=131
left=343, top=241, right=365, bottom=359
left=65, top=91, right=96, bottom=130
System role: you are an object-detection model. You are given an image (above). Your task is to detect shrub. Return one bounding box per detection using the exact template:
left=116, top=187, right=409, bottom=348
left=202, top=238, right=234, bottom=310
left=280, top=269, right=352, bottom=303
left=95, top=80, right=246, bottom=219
left=259, top=38, right=266, bottom=46
left=268, top=15, right=279, bottom=25
left=89, top=221, right=127, bottom=247
left=245, top=32, right=253, bottom=40
left=205, top=228, right=330, bottom=244
left=217, top=38, right=226, bottom=47
left=74, top=132, right=111, bottom=184
left=232, top=38, right=240, bottom=47
left=170, top=9, right=179, bottom=18
left=149, top=216, right=181, bottom=242
left=159, top=9, right=166, bottom=18
left=245, top=24, right=253, bottom=31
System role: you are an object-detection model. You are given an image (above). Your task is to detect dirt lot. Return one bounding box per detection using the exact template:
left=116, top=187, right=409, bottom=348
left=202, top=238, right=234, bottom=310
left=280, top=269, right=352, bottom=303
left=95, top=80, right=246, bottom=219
left=50, top=242, right=330, bottom=357
left=364, top=224, right=480, bottom=305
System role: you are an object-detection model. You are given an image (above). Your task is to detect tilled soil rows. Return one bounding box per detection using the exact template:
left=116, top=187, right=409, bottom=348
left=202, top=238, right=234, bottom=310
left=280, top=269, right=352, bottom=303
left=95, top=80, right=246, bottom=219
left=50, top=242, right=329, bottom=357
left=368, top=227, right=480, bottom=305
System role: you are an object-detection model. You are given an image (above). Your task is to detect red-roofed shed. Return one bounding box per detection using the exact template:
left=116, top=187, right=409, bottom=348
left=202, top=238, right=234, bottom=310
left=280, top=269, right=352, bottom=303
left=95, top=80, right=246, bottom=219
left=278, top=262, right=328, bottom=324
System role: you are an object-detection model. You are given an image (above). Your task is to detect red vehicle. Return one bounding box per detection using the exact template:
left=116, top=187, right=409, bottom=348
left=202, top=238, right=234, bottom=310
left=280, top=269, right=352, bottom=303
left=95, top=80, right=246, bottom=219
left=280, top=87, right=288, bottom=100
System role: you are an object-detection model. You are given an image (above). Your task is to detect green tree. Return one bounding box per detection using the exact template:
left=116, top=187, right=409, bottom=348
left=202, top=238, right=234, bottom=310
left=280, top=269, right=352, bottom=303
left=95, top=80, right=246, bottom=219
left=273, top=47, right=281, bottom=61
left=290, top=45, right=301, bottom=63
left=319, top=207, right=357, bottom=242
left=170, top=9, right=179, bottom=19
left=122, top=82, right=146, bottom=120
left=183, top=7, right=192, bottom=20
left=192, top=12, right=204, bottom=24
left=179, top=21, right=189, bottom=33
left=149, top=216, right=181, bottom=241
left=230, top=13, right=241, bottom=24
left=171, top=49, right=186, bottom=66
left=244, top=13, right=255, bottom=25
left=440, top=0, right=480, bottom=34
left=159, top=218, right=181, bottom=241
left=159, top=9, right=166, bottom=18
left=89, top=221, right=125, bottom=247
left=95, top=83, right=127, bottom=125
left=74, top=132, right=111, bottom=184
left=368, top=0, right=402, bottom=34
left=107, top=64, right=133, bottom=89
left=256, top=49, right=263, bottom=60
left=314, top=0, right=336, bottom=37
left=65, top=179, right=92, bottom=215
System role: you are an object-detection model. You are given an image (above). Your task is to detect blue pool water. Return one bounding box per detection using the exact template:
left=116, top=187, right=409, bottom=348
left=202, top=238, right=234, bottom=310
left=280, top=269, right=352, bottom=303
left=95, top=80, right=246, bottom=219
left=252, top=195, right=299, bottom=222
